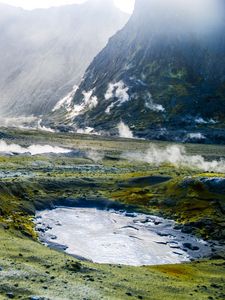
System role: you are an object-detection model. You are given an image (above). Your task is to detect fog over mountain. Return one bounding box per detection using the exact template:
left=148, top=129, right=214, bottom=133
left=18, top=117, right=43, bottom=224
left=62, top=0, right=225, bottom=142
left=0, top=0, right=129, bottom=116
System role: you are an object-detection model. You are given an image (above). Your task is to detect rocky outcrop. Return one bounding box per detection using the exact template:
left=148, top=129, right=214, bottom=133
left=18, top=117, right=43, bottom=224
left=69, top=0, right=225, bottom=141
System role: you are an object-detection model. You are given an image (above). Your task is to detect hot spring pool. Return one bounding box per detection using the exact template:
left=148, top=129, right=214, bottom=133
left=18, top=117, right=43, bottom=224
left=35, top=207, right=212, bottom=266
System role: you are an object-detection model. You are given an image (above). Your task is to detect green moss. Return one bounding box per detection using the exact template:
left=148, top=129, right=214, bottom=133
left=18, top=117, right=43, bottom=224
left=168, top=84, right=189, bottom=97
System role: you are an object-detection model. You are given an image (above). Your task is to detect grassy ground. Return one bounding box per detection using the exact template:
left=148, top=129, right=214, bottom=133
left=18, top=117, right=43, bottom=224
left=0, top=228, right=225, bottom=300
left=0, top=128, right=225, bottom=299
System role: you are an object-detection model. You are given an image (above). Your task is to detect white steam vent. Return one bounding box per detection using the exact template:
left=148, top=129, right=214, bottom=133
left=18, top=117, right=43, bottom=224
left=0, top=140, right=71, bottom=156
left=123, top=144, right=225, bottom=172
left=118, top=121, right=134, bottom=139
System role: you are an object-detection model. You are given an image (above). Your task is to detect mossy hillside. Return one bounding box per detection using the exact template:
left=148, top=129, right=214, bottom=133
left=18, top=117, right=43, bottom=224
left=109, top=172, right=225, bottom=240
left=0, top=128, right=225, bottom=299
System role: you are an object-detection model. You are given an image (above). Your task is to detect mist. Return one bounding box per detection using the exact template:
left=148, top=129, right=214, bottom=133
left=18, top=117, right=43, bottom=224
left=0, top=116, right=37, bottom=127
left=86, top=150, right=105, bottom=163
left=0, top=140, right=71, bottom=155
left=0, top=0, right=129, bottom=116
left=122, top=144, right=225, bottom=172
left=137, top=0, right=223, bottom=32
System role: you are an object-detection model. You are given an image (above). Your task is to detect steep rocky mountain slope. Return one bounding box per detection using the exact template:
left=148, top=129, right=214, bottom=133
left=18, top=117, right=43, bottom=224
left=65, top=0, right=225, bottom=142
left=0, top=0, right=128, bottom=116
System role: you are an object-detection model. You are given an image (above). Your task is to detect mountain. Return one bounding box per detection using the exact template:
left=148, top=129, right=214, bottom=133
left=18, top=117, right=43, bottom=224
left=65, top=0, right=225, bottom=143
left=0, top=0, right=128, bottom=116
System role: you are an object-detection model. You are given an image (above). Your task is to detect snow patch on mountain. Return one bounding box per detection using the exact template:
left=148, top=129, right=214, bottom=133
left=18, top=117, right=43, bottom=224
left=145, top=93, right=165, bottom=112
left=83, top=90, right=98, bottom=110
left=105, top=81, right=129, bottom=102
left=195, top=117, right=217, bottom=125
left=52, top=86, right=78, bottom=112
left=186, top=132, right=206, bottom=140
left=76, top=127, right=100, bottom=135
left=68, top=89, right=98, bottom=119
left=105, top=81, right=130, bottom=114
left=37, top=120, right=55, bottom=133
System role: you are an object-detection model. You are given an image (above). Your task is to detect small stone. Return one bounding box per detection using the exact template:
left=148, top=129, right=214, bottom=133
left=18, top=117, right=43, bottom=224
left=29, top=297, right=45, bottom=300
left=6, top=293, right=15, bottom=299
left=183, top=243, right=199, bottom=251
left=154, top=221, right=162, bottom=225
left=181, top=225, right=193, bottom=234
left=211, top=283, right=220, bottom=289
left=174, top=224, right=183, bottom=230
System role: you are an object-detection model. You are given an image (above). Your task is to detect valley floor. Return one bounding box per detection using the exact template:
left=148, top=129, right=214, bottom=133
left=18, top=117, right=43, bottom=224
left=0, top=128, right=225, bottom=299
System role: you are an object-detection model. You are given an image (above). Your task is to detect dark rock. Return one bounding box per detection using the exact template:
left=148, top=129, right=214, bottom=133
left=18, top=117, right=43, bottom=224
left=181, top=225, right=193, bottom=234
left=162, top=199, right=177, bottom=208
left=6, top=293, right=15, bottom=299
left=65, top=261, right=82, bottom=272
left=29, top=297, right=46, bottom=300
left=155, top=242, right=167, bottom=245
left=125, top=212, right=138, bottom=218
left=211, top=283, right=221, bottom=289
left=174, top=224, right=183, bottom=230
left=183, top=243, right=199, bottom=251
left=173, top=251, right=183, bottom=256
left=154, top=221, right=162, bottom=225
left=0, top=223, right=9, bottom=230
left=47, top=242, right=68, bottom=252
left=157, top=232, right=170, bottom=237
left=37, top=227, right=47, bottom=233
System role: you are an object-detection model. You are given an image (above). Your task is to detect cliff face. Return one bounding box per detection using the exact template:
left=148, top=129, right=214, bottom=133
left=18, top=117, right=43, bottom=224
left=0, top=1, right=128, bottom=116
left=70, top=0, right=225, bottom=140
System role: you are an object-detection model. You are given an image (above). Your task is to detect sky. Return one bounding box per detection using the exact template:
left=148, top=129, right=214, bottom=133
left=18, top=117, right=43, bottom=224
left=0, top=0, right=135, bottom=14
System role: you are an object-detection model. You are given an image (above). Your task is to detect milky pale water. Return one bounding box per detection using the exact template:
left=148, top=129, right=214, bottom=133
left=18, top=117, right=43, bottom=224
left=35, top=207, right=211, bottom=266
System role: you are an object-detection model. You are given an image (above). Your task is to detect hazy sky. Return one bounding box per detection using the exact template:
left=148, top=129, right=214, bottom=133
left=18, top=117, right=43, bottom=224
left=0, top=0, right=135, bottom=13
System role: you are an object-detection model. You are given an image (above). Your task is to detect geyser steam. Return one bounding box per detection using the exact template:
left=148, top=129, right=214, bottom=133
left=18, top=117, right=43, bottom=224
left=0, top=141, right=71, bottom=155
left=123, top=144, right=225, bottom=172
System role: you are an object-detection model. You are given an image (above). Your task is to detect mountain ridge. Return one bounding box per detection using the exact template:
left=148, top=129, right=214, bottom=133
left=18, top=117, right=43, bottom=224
left=62, top=0, right=225, bottom=143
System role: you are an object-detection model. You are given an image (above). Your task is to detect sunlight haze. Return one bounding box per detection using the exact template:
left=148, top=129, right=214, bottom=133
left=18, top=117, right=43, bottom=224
left=0, top=0, right=135, bottom=13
